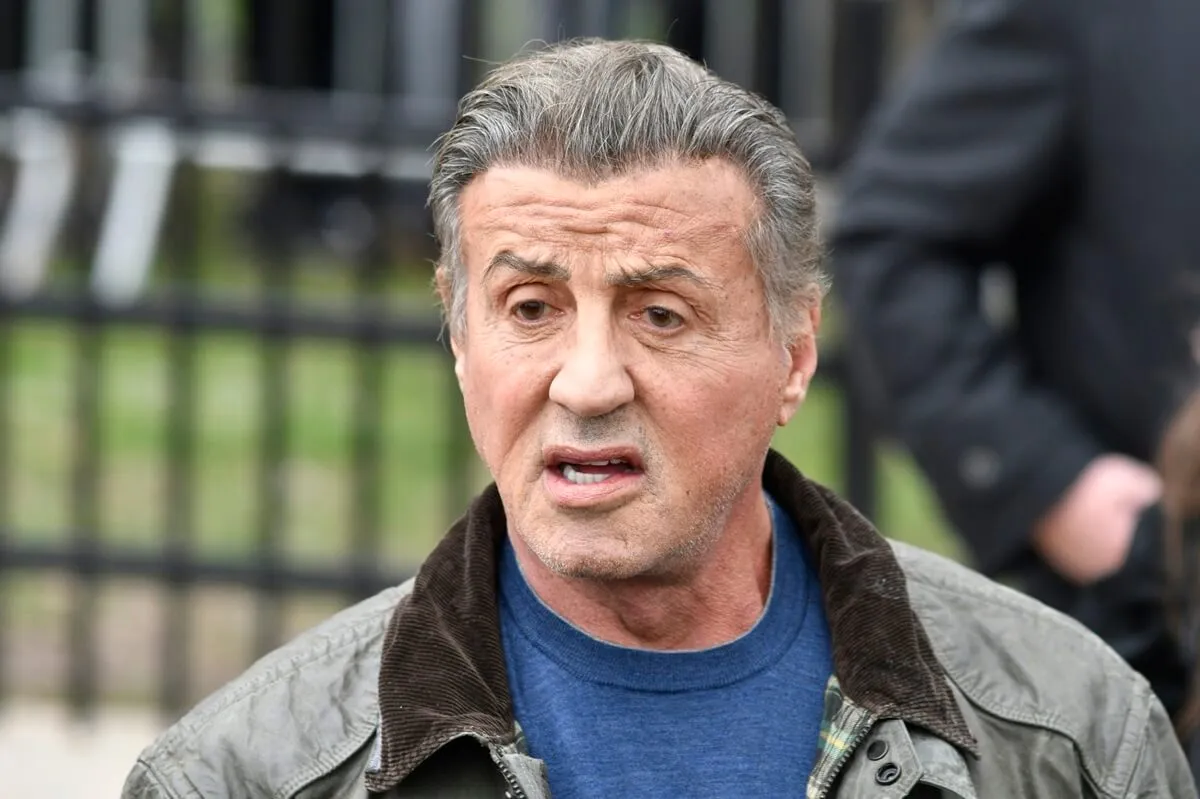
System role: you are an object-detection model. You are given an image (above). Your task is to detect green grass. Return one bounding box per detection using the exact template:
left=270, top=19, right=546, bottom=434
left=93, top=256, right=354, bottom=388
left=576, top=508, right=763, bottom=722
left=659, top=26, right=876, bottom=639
left=1, top=317, right=963, bottom=571
left=4, top=320, right=477, bottom=571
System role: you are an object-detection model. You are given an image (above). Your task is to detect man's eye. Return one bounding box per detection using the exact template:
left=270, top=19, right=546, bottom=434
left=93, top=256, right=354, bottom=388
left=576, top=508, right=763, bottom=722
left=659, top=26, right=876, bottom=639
left=513, top=300, right=550, bottom=322
left=644, top=306, right=683, bottom=330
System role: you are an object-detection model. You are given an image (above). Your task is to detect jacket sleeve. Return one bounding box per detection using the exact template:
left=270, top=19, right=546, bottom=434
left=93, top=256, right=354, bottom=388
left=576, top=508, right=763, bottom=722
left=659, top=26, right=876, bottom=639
left=1121, top=696, right=1198, bottom=798
left=829, top=0, right=1103, bottom=572
left=121, top=759, right=189, bottom=799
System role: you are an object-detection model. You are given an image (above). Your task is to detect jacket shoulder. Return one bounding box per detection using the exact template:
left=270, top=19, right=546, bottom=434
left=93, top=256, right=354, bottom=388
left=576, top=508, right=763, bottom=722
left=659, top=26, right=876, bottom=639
left=890, top=541, right=1158, bottom=794
left=125, top=580, right=414, bottom=798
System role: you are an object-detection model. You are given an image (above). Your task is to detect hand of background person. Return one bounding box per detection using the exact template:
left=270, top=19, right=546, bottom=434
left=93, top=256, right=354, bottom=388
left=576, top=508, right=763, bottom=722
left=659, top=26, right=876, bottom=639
left=1032, top=454, right=1163, bottom=585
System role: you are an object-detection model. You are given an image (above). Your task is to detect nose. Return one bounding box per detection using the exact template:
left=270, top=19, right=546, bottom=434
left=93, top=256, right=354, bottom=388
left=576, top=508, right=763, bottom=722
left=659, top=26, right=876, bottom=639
left=548, top=315, right=635, bottom=418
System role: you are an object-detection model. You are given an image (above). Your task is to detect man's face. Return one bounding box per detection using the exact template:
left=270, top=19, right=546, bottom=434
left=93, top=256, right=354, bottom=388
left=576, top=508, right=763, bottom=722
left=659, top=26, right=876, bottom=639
left=446, top=160, right=817, bottom=581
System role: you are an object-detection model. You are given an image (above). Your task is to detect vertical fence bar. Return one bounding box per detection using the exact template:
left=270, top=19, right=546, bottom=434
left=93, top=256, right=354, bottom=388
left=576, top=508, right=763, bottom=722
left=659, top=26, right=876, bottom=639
left=334, top=0, right=387, bottom=97
left=753, top=0, right=784, bottom=105
left=457, top=0, right=481, bottom=98
left=586, top=0, right=623, bottom=37
left=157, top=0, right=196, bottom=717
left=25, top=0, right=84, bottom=95
left=252, top=2, right=299, bottom=653
left=779, top=0, right=834, bottom=157
left=96, top=0, right=148, bottom=99
left=160, top=162, right=199, bottom=717
left=829, top=0, right=890, bottom=167
left=62, top=4, right=104, bottom=707
left=346, top=0, right=394, bottom=598
left=349, top=178, right=386, bottom=597
left=160, top=232, right=197, bottom=715
left=254, top=215, right=290, bottom=657
left=441, top=0, right=483, bottom=527
left=67, top=298, right=102, bottom=716
left=546, top=0, right=582, bottom=39
left=545, top=0, right=618, bottom=38
left=0, top=1, right=27, bottom=72
left=49, top=0, right=97, bottom=719
left=0, top=308, right=12, bottom=704
left=665, top=0, right=706, bottom=63
left=349, top=271, right=384, bottom=594
left=703, top=0, right=757, bottom=90
left=253, top=175, right=293, bottom=656
left=398, top=0, right=464, bottom=116
left=0, top=0, right=22, bottom=689
left=828, top=0, right=888, bottom=518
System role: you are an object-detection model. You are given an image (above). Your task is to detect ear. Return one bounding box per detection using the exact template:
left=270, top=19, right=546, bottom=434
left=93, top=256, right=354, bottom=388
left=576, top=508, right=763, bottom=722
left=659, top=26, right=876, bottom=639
left=434, top=264, right=465, bottom=383
left=449, top=331, right=464, bottom=385
left=434, top=263, right=453, bottom=317
left=778, top=303, right=822, bottom=427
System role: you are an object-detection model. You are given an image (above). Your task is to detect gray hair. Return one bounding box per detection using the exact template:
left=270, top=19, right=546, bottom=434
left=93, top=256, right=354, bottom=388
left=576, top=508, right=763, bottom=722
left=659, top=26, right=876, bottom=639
left=429, top=38, right=827, bottom=340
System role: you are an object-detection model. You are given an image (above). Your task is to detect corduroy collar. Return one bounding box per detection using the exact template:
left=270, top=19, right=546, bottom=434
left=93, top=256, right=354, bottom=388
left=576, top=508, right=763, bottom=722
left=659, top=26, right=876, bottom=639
left=365, top=450, right=977, bottom=793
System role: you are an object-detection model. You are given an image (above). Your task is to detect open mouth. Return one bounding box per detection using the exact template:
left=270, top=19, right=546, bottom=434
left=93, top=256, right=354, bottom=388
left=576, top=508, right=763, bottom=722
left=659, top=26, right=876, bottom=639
left=544, top=447, right=645, bottom=489
left=556, top=459, right=639, bottom=486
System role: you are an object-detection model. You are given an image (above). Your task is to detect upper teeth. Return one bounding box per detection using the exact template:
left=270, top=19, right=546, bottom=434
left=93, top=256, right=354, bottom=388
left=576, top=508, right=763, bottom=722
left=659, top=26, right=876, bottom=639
left=561, top=461, right=627, bottom=485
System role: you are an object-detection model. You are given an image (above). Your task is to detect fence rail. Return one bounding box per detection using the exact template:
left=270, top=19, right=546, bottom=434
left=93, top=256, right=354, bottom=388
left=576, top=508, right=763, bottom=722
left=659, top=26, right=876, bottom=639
left=0, top=0, right=932, bottom=719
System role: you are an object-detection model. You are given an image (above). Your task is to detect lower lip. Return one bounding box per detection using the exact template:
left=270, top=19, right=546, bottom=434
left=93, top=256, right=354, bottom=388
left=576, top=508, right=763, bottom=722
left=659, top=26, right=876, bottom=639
left=542, top=466, right=644, bottom=507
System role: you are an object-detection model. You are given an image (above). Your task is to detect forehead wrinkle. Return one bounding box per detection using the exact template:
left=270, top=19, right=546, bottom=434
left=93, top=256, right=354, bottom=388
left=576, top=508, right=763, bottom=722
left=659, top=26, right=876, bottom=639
left=462, top=163, right=759, bottom=275
left=483, top=178, right=750, bottom=240
left=591, top=204, right=749, bottom=259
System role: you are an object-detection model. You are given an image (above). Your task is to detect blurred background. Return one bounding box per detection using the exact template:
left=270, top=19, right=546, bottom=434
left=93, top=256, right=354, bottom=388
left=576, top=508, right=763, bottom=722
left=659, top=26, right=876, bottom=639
left=0, top=0, right=958, bottom=792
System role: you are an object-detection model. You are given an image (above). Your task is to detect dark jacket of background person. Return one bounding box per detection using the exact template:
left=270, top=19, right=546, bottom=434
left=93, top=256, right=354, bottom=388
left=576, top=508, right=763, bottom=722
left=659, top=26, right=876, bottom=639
left=830, top=0, right=1200, bottom=591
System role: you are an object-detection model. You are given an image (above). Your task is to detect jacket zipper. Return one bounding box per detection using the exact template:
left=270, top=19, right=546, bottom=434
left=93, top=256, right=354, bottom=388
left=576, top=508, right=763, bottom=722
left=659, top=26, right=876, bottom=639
left=497, top=758, right=529, bottom=799
left=813, top=725, right=872, bottom=799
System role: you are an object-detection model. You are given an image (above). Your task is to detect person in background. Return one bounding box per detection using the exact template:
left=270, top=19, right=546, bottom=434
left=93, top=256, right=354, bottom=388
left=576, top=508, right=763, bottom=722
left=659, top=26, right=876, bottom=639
left=1157, top=387, right=1200, bottom=774
left=830, top=0, right=1200, bottom=722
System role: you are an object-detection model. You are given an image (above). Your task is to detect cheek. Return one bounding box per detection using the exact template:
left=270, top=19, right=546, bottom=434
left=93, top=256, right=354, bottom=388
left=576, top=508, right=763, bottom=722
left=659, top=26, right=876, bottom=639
left=459, top=343, right=555, bottom=462
left=644, top=357, right=783, bottom=461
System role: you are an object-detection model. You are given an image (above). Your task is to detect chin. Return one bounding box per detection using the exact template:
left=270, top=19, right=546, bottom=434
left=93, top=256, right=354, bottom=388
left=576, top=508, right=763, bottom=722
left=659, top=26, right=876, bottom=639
left=533, top=543, right=639, bottom=581
left=521, top=527, right=652, bottom=581
left=547, top=558, right=636, bottom=581
left=531, top=527, right=712, bottom=583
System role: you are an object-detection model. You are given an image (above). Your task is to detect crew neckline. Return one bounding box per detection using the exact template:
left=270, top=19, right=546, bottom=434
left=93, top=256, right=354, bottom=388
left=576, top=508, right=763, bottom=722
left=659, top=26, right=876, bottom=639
left=497, top=493, right=815, bottom=692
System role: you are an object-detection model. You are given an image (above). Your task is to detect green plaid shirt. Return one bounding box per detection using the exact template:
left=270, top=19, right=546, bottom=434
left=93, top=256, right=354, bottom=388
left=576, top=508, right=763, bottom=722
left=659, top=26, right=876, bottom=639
left=806, top=677, right=877, bottom=799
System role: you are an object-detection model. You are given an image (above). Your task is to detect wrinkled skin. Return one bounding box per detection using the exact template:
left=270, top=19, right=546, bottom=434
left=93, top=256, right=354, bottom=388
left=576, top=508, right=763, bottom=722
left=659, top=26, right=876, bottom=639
left=442, top=159, right=819, bottom=648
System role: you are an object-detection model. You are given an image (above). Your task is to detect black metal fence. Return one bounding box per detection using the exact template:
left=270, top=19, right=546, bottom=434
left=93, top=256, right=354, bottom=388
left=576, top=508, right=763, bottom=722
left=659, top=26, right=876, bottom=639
left=0, top=0, right=937, bottom=718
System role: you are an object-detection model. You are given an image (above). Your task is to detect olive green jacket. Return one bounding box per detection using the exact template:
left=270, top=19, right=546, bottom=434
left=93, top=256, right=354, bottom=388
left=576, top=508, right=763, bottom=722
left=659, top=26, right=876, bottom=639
left=122, top=452, right=1196, bottom=798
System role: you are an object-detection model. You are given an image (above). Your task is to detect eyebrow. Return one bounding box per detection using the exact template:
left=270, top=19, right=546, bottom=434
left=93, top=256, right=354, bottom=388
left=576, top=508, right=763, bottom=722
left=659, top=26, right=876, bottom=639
left=485, top=251, right=715, bottom=290
left=605, top=264, right=716, bottom=290
left=484, top=252, right=570, bottom=282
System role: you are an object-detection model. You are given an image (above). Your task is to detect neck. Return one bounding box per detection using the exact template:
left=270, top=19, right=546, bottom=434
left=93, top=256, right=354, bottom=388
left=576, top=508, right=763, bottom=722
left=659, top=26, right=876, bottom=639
left=511, top=489, right=774, bottom=650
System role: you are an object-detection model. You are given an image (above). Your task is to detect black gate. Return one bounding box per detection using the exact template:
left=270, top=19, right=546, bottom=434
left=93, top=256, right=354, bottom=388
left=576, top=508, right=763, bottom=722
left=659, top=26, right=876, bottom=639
left=0, top=0, right=929, bottom=719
